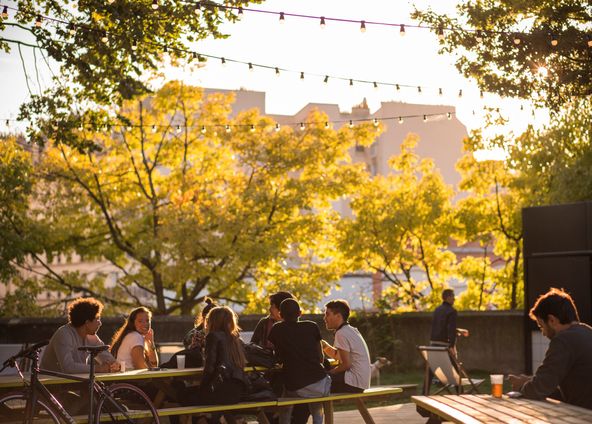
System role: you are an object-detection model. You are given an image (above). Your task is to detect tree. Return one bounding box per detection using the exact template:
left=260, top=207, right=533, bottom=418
left=413, top=1, right=592, bottom=109
left=339, top=134, right=456, bottom=311
left=2, top=0, right=262, bottom=148
left=454, top=133, right=525, bottom=310
left=25, top=81, right=379, bottom=315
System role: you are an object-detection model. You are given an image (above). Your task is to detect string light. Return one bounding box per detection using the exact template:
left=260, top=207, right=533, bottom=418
left=35, top=14, right=42, bottom=27
left=300, top=71, right=305, bottom=80
left=176, top=125, right=181, bottom=133
left=324, top=75, right=329, bottom=83
left=550, top=34, right=558, bottom=46
left=398, top=117, right=404, bottom=124
left=447, top=112, right=452, bottom=120
left=275, top=67, right=280, bottom=76
left=237, top=6, right=243, bottom=19
left=250, top=124, right=255, bottom=132
left=320, top=16, right=326, bottom=29
left=373, top=81, right=378, bottom=89
left=458, top=89, right=463, bottom=98
left=437, top=27, right=444, bottom=40
left=513, top=34, right=521, bottom=45
left=221, top=57, right=226, bottom=66
left=201, top=125, right=206, bottom=134
left=194, top=2, right=201, bottom=14
left=101, top=30, right=108, bottom=43
left=151, top=0, right=159, bottom=10
left=68, top=23, right=76, bottom=35
left=417, top=86, right=422, bottom=94
left=360, top=20, right=366, bottom=33
left=279, top=12, right=284, bottom=24
left=299, top=122, right=305, bottom=131
left=349, top=120, right=354, bottom=128
left=151, top=125, right=157, bottom=133
left=373, top=118, right=379, bottom=127
left=349, top=79, right=353, bottom=87
left=248, top=62, right=253, bottom=72
left=399, top=24, right=405, bottom=36
left=475, top=30, right=483, bottom=43
left=480, top=90, right=484, bottom=99
left=1, top=5, right=7, bottom=19
left=275, top=123, right=280, bottom=132
left=438, top=88, right=443, bottom=96
left=225, top=124, right=231, bottom=133
left=395, top=84, right=400, bottom=91
left=324, top=122, right=329, bottom=129
left=588, top=36, right=592, bottom=48
left=423, top=115, right=427, bottom=122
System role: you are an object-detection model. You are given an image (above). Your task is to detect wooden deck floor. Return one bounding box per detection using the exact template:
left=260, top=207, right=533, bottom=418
left=330, top=402, right=425, bottom=423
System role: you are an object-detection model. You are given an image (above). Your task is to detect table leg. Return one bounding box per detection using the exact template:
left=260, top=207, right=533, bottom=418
left=323, top=400, right=334, bottom=424
left=355, top=398, right=376, bottom=424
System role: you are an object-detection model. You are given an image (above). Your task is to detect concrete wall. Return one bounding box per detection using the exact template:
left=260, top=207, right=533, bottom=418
left=0, top=311, right=525, bottom=373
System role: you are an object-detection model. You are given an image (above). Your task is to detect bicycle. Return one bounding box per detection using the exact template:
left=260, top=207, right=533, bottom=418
left=0, top=340, right=161, bottom=423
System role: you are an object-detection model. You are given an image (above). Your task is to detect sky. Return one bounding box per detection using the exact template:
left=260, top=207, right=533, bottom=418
left=0, top=0, right=549, bottom=155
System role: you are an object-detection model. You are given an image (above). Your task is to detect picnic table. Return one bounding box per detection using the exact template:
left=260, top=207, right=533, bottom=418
left=412, top=394, right=592, bottom=424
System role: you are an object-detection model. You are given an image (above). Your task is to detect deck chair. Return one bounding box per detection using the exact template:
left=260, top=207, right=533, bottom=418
left=417, top=345, right=484, bottom=395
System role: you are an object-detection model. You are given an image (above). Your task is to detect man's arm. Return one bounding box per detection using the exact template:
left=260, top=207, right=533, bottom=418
left=329, top=348, right=351, bottom=374
left=520, top=338, right=572, bottom=400
left=447, top=309, right=457, bottom=348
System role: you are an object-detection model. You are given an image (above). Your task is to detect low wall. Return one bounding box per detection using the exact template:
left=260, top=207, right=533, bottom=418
left=0, top=311, right=525, bottom=373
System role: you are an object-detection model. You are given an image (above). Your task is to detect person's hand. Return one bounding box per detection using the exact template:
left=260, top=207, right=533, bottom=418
left=144, top=328, right=154, bottom=345
left=457, top=328, right=470, bottom=337
left=95, top=361, right=120, bottom=373
left=109, top=361, right=122, bottom=373
left=508, top=374, right=530, bottom=391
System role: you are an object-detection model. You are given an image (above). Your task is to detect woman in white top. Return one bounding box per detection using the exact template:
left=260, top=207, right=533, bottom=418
left=110, top=307, right=158, bottom=370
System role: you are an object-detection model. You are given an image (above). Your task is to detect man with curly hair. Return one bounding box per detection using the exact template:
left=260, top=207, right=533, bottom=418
left=41, top=297, right=119, bottom=374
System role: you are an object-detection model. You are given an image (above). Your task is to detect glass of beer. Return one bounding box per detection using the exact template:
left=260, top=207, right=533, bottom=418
left=490, top=374, right=504, bottom=398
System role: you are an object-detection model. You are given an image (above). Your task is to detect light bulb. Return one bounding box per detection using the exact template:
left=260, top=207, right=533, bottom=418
left=248, top=62, right=253, bottom=72
left=35, top=15, right=42, bottom=27
left=324, top=122, right=329, bottom=129
left=423, top=115, right=427, bottom=122
left=194, top=3, right=201, bottom=15
left=458, top=89, right=463, bottom=98
left=101, top=31, right=108, bottom=43
left=163, top=45, right=168, bottom=54
left=300, top=71, right=304, bottom=80
left=480, top=90, right=484, bottom=99
left=373, top=81, right=378, bottom=89
left=275, top=123, right=280, bottom=132
left=551, top=35, right=558, bottom=46
left=438, top=87, right=443, bottom=96
left=250, top=124, right=255, bottom=132
left=588, top=37, right=592, bottom=47
left=399, top=24, right=405, bottom=36
left=349, top=79, right=353, bottom=87
left=398, top=116, right=403, bottom=124
left=237, top=6, right=243, bottom=20
left=360, top=20, right=366, bottom=33
left=275, top=67, right=280, bottom=76
left=417, top=86, right=422, bottom=94
left=279, top=12, right=285, bottom=24
left=323, top=75, right=329, bottom=83
left=226, top=125, right=231, bottom=133
left=151, top=125, right=157, bottom=133
left=395, top=84, right=400, bottom=91
left=299, top=122, right=305, bottom=131
left=221, top=57, right=226, bottom=66
left=320, top=16, right=326, bottom=29
left=176, top=125, right=181, bottom=133
left=201, top=126, right=206, bottom=134
left=476, top=30, right=483, bottom=43
left=349, top=120, right=354, bottom=129
left=1, top=6, right=8, bottom=19
left=373, top=118, right=378, bottom=127
left=437, top=27, right=444, bottom=40
left=69, top=24, right=77, bottom=35
left=513, top=34, right=521, bottom=45
left=447, top=112, right=452, bottom=120
left=151, top=0, right=158, bottom=10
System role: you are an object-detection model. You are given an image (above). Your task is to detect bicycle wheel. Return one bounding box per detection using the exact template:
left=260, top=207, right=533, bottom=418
left=0, top=391, right=60, bottom=423
left=95, top=383, right=160, bottom=424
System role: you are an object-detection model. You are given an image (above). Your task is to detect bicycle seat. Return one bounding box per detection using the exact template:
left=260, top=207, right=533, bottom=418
left=78, top=345, right=110, bottom=354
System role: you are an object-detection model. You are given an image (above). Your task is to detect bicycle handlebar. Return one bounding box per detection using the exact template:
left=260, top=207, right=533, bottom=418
left=1, top=340, right=49, bottom=370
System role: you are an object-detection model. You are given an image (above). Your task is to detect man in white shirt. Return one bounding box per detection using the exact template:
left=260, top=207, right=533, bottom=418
left=322, top=299, right=371, bottom=393
left=41, top=297, right=119, bottom=374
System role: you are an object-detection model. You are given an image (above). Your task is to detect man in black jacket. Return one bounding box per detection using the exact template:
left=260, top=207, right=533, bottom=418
left=430, top=289, right=458, bottom=356
left=509, top=288, right=592, bottom=410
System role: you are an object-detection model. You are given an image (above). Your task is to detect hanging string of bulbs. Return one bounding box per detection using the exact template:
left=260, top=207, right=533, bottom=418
left=0, top=13, right=485, bottom=99
left=1, top=112, right=459, bottom=134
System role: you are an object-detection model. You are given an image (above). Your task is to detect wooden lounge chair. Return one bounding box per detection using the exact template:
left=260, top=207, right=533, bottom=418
left=417, top=345, right=484, bottom=395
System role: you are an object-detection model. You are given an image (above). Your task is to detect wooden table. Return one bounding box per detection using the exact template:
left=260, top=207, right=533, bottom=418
left=412, top=394, right=592, bottom=424
left=0, top=367, right=205, bottom=389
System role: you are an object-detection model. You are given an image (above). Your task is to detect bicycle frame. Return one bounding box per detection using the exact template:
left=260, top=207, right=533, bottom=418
left=15, top=345, right=138, bottom=424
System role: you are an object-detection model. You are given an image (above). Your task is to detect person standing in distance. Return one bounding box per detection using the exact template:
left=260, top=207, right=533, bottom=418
left=430, top=289, right=458, bottom=357
left=322, top=299, right=371, bottom=393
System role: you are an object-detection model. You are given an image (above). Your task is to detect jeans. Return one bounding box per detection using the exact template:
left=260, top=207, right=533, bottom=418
left=279, top=375, right=331, bottom=424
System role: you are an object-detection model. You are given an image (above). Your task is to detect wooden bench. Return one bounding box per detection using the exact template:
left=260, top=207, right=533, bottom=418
left=80, top=386, right=403, bottom=423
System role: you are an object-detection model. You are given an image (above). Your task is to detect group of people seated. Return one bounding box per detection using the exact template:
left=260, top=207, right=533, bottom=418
left=39, top=292, right=372, bottom=423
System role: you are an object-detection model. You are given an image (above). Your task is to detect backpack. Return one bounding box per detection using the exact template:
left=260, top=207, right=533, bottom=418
left=243, top=343, right=278, bottom=369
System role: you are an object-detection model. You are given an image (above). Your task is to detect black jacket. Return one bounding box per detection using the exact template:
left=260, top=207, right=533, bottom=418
left=200, top=331, right=247, bottom=390
left=430, top=302, right=457, bottom=347
left=251, top=316, right=276, bottom=349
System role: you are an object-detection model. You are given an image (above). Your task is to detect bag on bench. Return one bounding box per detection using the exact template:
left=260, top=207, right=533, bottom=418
left=244, top=343, right=277, bottom=368
left=241, top=370, right=277, bottom=402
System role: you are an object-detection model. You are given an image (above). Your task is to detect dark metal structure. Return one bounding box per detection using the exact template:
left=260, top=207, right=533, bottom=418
left=523, top=201, right=592, bottom=373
